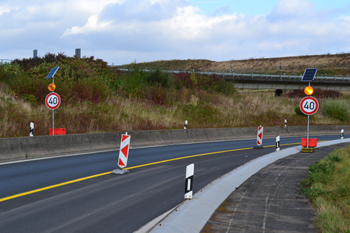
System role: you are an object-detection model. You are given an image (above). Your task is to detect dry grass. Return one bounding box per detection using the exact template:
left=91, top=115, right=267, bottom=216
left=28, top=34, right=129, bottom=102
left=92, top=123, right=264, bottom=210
left=0, top=84, right=347, bottom=138
left=119, top=53, right=350, bottom=75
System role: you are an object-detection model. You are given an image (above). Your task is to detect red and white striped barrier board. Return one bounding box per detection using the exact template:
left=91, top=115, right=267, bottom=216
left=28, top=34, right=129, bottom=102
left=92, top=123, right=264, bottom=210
left=118, top=133, right=131, bottom=168
left=257, top=126, right=263, bottom=146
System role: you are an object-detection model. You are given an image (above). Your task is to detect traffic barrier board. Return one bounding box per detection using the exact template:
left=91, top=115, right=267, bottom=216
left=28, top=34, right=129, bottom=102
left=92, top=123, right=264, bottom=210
left=45, top=92, right=61, bottom=110
left=257, top=126, right=263, bottom=146
left=300, top=96, right=319, bottom=115
left=118, top=134, right=131, bottom=168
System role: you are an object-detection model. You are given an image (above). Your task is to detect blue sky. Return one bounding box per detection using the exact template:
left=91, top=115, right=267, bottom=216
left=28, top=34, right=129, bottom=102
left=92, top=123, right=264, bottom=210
left=1, top=0, right=350, bottom=65
left=190, top=0, right=350, bottom=16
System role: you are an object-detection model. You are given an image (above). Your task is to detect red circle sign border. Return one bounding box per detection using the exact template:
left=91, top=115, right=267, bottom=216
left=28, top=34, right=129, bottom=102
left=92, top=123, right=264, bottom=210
left=299, top=96, right=319, bottom=115
left=45, top=92, right=61, bottom=110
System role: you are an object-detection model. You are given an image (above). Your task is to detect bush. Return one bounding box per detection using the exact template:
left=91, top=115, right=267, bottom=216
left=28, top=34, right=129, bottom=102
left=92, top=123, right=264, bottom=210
left=144, top=68, right=169, bottom=88
left=22, top=94, right=38, bottom=106
left=322, top=99, right=350, bottom=122
left=295, top=106, right=308, bottom=116
left=12, top=52, right=68, bottom=72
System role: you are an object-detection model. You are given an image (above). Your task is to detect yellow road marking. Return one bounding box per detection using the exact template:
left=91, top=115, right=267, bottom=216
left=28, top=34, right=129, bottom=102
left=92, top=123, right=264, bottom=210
left=0, top=141, right=304, bottom=202
left=0, top=171, right=112, bottom=202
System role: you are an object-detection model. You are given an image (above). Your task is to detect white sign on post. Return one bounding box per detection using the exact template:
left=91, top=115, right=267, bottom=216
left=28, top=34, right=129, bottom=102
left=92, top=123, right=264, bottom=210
left=299, top=96, right=319, bottom=115
left=45, top=92, right=61, bottom=110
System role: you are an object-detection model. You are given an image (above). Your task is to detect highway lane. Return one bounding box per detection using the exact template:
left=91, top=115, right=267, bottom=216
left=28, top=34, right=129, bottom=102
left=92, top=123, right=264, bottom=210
left=0, top=134, right=344, bottom=232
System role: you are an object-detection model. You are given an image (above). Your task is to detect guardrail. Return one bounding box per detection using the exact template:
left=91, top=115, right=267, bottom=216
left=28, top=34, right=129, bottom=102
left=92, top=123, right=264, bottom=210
left=117, top=68, right=350, bottom=82
left=1, top=125, right=349, bottom=163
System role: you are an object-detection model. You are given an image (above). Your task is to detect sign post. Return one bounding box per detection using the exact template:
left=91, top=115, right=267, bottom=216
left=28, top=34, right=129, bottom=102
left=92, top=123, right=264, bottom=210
left=300, top=96, right=319, bottom=151
left=300, top=68, right=318, bottom=152
left=45, top=67, right=60, bottom=135
left=45, top=92, right=61, bottom=135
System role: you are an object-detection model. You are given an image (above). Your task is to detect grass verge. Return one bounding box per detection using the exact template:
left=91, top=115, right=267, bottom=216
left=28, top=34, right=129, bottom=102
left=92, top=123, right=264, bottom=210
left=299, top=147, right=350, bottom=232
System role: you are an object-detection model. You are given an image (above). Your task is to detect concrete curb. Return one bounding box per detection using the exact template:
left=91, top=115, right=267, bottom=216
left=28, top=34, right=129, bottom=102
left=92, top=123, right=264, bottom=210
left=149, top=138, right=350, bottom=233
left=1, top=125, right=349, bottom=162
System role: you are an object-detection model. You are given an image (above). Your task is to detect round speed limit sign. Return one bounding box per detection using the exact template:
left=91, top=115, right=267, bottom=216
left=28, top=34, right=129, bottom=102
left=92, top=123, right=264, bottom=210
left=300, top=96, right=319, bottom=115
left=45, top=92, right=61, bottom=110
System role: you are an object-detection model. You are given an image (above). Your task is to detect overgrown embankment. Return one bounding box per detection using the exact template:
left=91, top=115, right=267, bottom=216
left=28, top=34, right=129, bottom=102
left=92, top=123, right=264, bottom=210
left=0, top=53, right=349, bottom=138
left=299, top=146, right=350, bottom=232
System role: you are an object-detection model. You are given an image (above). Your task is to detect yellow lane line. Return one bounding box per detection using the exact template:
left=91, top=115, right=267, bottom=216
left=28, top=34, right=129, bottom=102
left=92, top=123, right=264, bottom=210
left=0, top=171, right=112, bottom=202
left=124, top=147, right=255, bottom=170
left=0, top=141, right=304, bottom=203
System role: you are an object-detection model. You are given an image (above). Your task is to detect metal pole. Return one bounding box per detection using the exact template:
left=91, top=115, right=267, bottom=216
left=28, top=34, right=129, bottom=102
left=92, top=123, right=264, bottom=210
left=53, top=110, right=55, bottom=136
left=52, top=76, right=55, bottom=136
left=307, top=115, right=309, bottom=148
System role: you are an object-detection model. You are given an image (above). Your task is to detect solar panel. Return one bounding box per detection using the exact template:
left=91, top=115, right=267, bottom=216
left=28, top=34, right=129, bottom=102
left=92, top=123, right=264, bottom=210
left=301, top=68, right=317, bottom=82
left=46, top=67, right=59, bottom=79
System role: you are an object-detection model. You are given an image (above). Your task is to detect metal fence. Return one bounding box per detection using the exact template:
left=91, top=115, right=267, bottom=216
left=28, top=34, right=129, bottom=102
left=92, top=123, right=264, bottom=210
left=118, top=68, right=350, bottom=81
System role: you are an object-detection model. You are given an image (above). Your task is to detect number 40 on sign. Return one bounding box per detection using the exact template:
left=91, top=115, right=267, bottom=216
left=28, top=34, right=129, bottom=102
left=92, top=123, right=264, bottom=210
left=300, top=96, right=319, bottom=115
left=45, top=92, right=61, bottom=110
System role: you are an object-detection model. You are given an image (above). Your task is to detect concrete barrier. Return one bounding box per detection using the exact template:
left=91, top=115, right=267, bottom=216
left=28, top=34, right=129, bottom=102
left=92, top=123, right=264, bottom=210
left=1, top=125, right=349, bottom=162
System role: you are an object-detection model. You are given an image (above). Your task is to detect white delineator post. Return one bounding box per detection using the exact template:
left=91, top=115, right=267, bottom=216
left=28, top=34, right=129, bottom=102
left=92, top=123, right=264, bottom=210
left=30, top=122, right=34, bottom=137
left=276, top=136, right=280, bottom=151
left=184, top=120, right=188, bottom=129
left=341, top=129, right=344, bottom=139
left=284, top=119, right=287, bottom=128
left=257, top=126, right=263, bottom=146
left=184, top=164, right=194, bottom=199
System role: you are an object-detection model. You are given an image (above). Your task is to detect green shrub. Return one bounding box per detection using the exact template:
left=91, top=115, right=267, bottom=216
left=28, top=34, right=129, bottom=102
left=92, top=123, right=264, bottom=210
left=299, top=147, right=350, bottom=232
left=294, top=106, right=308, bottom=116
left=144, top=68, right=169, bottom=88
left=22, top=94, right=38, bottom=106
left=322, top=99, right=350, bottom=122
left=181, top=102, right=221, bottom=126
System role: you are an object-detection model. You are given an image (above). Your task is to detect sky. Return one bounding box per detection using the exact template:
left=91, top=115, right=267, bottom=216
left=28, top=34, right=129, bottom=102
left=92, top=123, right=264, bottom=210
left=1, top=0, right=350, bottom=65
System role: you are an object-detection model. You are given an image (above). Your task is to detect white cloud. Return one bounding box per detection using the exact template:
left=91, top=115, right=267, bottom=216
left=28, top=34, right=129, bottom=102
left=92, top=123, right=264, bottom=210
left=62, top=15, right=113, bottom=36
left=1, top=0, right=350, bottom=65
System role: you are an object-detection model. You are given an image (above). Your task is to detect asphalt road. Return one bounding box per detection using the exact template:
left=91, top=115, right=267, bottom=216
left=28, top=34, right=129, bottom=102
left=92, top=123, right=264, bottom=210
left=0, top=135, right=343, bottom=233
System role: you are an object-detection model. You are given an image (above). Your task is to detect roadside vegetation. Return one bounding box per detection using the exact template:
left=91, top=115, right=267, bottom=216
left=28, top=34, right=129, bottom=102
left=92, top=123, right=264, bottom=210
left=0, top=53, right=350, bottom=138
left=299, top=147, right=350, bottom=232
left=118, top=53, right=350, bottom=77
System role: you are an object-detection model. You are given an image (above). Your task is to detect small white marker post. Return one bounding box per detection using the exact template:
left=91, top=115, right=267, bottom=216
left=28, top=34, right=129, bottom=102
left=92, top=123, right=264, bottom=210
left=30, top=122, right=34, bottom=137
left=184, top=120, right=188, bottom=129
left=284, top=119, right=287, bottom=128
left=341, top=129, right=344, bottom=139
left=276, top=136, right=280, bottom=151
left=112, top=132, right=131, bottom=175
left=184, top=164, right=194, bottom=199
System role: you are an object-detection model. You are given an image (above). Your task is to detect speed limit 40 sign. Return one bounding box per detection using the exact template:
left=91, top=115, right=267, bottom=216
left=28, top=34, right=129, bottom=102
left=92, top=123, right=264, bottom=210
left=300, top=96, right=319, bottom=115
left=45, top=92, right=61, bottom=110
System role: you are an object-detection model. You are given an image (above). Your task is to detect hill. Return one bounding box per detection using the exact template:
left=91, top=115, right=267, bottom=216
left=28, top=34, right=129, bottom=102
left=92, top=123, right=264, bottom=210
left=118, top=53, right=350, bottom=76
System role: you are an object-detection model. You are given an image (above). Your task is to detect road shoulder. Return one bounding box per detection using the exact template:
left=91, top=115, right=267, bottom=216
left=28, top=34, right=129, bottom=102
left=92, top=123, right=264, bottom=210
left=202, top=143, right=349, bottom=232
